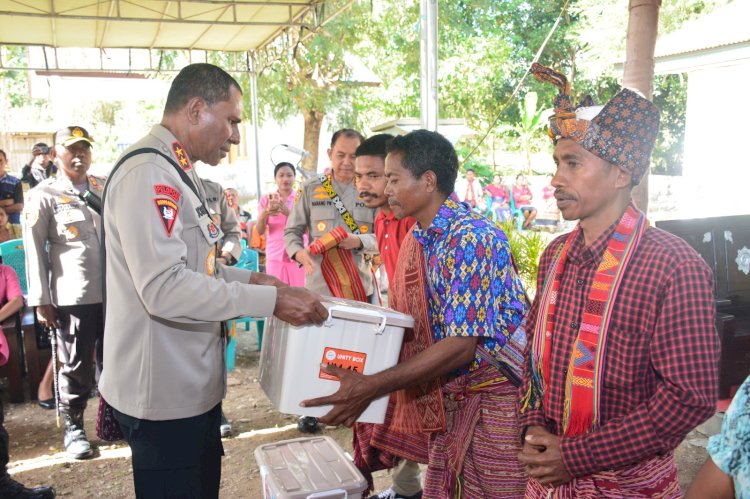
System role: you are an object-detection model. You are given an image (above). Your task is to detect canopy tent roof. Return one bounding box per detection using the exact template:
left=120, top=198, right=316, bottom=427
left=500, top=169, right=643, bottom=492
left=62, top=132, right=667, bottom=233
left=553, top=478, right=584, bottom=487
left=0, top=0, right=322, bottom=53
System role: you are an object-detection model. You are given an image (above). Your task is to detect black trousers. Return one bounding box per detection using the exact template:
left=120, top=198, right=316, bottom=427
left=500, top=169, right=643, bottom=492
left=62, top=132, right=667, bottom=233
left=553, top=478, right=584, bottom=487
left=114, top=404, right=224, bottom=499
left=56, top=303, right=104, bottom=412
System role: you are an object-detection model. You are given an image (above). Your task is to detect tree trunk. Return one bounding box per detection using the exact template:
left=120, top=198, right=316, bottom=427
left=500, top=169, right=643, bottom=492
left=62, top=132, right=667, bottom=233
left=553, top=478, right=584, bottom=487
left=302, top=110, right=325, bottom=172
left=623, top=0, right=661, bottom=213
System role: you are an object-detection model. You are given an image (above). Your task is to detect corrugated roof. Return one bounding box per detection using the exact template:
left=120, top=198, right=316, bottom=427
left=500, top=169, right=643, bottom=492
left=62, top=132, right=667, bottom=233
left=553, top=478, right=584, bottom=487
left=0, top=0, right=317, bottom=52
left=655, top=0, right=750, bottom=59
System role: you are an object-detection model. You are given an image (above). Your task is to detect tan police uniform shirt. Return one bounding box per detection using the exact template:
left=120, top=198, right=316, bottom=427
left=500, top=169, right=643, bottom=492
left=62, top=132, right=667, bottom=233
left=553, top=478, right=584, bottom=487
left=283, top=174, right=377, bottom=297
left=99, top=124, right=277, bottom=421
left=200, top=178, right=242, bottom=263
left=23, top=174, right=105, bottom=307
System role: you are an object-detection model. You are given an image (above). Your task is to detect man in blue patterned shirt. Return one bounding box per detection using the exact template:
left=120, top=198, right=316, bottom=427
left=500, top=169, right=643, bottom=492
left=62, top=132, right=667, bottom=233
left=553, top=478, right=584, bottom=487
left=303, top=130, right=529, bottom=498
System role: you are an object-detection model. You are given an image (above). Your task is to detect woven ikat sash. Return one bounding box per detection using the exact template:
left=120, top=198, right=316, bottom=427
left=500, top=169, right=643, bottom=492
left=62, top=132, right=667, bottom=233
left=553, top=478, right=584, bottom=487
left=532, top=202, right=646, bottom=436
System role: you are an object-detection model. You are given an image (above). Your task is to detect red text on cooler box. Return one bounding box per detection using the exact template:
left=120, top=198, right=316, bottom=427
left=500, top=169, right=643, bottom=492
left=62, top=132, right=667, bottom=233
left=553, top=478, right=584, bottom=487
left=319, top=347, right=367, bottom=381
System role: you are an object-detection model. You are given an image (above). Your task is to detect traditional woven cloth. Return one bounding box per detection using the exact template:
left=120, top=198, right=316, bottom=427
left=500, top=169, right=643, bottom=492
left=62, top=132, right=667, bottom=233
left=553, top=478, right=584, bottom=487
left=525, top=203, right=646, bottom=436
left=530, top=62, right=660, bottom=185
left=524, top=453, right=681, bottom=498
left=308, top=225, right=367, bottom=301
left=423, top=365, right=526, bottom=499
left=352, top=230, right=437, bottom=493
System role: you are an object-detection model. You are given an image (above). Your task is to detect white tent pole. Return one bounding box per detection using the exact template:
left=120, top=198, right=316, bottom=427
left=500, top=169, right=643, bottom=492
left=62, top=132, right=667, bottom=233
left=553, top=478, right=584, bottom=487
left=419, top=0, right=438, bottom=131
left=250, top=50, right=262, bottom=199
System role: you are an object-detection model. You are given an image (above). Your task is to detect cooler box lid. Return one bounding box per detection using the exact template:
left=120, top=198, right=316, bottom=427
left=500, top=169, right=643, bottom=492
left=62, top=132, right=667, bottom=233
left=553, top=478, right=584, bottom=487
left=254, top=436, right=367, bottom=499
left=323, top=297, right=414, bottom=330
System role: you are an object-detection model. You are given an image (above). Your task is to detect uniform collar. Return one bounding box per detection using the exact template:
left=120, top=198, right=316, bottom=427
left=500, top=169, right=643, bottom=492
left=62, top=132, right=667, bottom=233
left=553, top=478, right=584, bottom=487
left=149, top=125, right=193, bottom=171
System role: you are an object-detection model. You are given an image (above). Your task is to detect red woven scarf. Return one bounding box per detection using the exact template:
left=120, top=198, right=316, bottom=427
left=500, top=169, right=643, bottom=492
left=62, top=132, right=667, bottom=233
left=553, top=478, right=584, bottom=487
left=533, top=202, right=646, bottom=436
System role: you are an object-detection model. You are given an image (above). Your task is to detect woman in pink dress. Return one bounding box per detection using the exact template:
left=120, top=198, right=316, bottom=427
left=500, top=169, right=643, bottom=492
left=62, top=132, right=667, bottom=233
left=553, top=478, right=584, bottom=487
left=256, top=162, right=305, bottom=286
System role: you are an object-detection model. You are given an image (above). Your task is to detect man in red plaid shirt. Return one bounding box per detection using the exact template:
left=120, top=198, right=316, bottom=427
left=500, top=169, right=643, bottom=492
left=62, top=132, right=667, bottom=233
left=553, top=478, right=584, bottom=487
left=517, top=63, right=720, bottom=497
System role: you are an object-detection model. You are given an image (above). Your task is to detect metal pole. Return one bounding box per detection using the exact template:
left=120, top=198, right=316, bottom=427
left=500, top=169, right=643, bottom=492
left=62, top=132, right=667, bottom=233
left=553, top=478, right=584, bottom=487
left=419, top=0, right=438, bottom=131
left=250, top=51, right=262, bottom=199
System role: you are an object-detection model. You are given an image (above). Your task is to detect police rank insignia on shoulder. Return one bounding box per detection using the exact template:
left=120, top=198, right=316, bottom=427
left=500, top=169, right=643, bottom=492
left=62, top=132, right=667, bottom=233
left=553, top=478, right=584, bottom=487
left=171, top=141, right=192, bottom=171
left=294, top=187, right=303, bottom=202
left=154, top=198, right=179, bottom=237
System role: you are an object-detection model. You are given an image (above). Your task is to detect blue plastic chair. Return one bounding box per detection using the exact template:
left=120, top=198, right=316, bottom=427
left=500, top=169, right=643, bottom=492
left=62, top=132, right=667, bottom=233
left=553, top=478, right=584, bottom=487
left=227, top=249, right=265, bottom=364
left=508, top=194, right=525, bottom=231
left=0, top=239, right=27, bottom=294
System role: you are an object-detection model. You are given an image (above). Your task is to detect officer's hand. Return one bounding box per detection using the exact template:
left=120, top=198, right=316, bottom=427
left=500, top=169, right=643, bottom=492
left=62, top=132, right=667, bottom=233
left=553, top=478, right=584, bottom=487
left=250, top=272, right=287, bottom=288
left=36, top=304, right=60, bottom=329
left=294, top=249, right=315, bottom=276
left=273, top=287, right=328, bottom=326
left=337, top=234, right=362, bottom=251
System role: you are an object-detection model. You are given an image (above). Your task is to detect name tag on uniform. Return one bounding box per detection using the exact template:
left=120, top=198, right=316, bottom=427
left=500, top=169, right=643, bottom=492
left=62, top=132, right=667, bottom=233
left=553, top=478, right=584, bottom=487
left=54, top=209, right=86, bottom=224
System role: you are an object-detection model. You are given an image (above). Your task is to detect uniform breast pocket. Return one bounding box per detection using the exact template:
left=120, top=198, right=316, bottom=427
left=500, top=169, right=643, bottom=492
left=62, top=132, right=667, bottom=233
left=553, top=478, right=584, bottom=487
left=602, top=325, right=650, bottom=391
left=353, top=206, right=374, bottom=232
left=54, top=208, right=91, bottom=241
left=56, top=222, right=90, bottom=242
left=311, top=206, right=336, bottom=238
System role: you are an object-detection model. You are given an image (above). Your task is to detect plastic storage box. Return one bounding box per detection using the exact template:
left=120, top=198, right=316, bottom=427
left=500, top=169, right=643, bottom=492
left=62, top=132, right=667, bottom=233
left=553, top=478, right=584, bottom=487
left=255, top=436, right=367, bottom=499
left=259, top=298, right=414, bottom=424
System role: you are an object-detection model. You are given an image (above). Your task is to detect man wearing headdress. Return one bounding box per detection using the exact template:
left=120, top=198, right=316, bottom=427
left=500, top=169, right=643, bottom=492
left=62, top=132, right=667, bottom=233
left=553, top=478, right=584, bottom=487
left=517, top=63, right=720, bottom=497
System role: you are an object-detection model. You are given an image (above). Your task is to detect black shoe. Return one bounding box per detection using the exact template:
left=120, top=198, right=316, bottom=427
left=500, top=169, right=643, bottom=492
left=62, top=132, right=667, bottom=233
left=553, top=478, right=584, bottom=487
left=297, top=416, right=320, bottom=434
left=367, top=488, right=422, bottom=499
left=0, top=474, right=55, bottom=498
left=37, top=398, right=55, bottom=410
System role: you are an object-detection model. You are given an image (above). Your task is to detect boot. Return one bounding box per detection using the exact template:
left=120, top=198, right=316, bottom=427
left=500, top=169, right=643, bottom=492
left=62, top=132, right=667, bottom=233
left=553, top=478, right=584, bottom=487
left=219, top=410, right=232, bottom=438
left=0, top=474, right=55, bottom=498
left=63, top=410, right=93, bottom=459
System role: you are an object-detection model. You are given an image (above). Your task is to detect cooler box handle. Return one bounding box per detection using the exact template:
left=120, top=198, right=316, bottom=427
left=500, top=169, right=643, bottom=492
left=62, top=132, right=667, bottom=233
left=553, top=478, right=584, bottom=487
left=324, top=306, right=387, bottom=334
left=306, top=489, right=348, bottom=499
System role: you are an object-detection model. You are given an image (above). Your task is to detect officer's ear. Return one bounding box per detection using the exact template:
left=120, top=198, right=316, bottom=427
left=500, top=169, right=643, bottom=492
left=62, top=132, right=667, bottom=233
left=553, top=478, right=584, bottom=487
left=185, top=97, right=206, bottom=125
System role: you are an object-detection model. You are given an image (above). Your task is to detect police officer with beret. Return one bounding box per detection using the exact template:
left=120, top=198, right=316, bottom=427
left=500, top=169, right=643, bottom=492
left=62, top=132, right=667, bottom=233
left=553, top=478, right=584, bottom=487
left=23, top=126, right=104, bottom=460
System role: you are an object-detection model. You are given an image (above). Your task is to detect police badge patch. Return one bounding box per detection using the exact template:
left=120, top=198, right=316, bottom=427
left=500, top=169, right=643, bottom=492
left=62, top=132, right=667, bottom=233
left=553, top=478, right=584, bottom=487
left=154, top=198, right=179, bottom=237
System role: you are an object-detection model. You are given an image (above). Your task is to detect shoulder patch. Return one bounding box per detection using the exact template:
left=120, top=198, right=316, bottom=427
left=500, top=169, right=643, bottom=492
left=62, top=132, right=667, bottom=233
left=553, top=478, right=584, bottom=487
left=154, top=198, right=179, bottom=237
left=154, top=184, right=181, bottom=202
left=24, top=209, right=39, bottom=227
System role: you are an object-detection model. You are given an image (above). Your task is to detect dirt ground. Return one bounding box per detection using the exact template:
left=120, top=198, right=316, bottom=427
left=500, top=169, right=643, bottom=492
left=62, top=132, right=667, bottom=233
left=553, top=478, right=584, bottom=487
left=2, top=324, right=713, bottom=498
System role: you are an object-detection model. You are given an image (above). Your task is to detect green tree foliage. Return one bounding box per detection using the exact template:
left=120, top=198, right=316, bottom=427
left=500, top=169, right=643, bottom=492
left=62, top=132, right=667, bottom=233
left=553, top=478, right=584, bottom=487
left=255, top=1, right=371, bottom=168
left=651, top=73, right=687, bottom=176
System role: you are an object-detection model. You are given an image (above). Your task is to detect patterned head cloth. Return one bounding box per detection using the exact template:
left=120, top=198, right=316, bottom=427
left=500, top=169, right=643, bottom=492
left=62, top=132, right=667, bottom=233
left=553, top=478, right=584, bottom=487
left=531, top=62, right=660, bottom=185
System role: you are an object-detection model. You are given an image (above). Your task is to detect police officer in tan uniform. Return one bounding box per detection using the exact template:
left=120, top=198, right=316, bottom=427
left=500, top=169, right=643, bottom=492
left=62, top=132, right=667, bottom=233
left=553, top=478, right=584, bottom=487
left=283, top=129, right=378, bottom=299
left=200, top=177, right=241, bottom=266
left=99, top=63, right=327, bottom=499
left=23, top=126, right=105, bottom=460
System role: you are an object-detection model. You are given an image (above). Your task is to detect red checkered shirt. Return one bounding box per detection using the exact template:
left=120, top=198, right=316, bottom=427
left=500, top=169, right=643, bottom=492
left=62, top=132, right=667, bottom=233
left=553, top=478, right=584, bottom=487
left=519, top=221, right=720, bottom=478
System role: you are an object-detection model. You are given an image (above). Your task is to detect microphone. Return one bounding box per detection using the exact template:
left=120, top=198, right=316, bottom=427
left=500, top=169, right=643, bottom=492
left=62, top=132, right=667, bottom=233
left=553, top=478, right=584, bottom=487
left=281, top=144, right=310, bottom=158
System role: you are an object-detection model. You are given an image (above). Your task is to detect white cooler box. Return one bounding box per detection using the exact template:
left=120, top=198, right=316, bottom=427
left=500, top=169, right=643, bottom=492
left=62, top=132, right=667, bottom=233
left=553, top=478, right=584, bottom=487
left=259, top=298, right=414, bottom=424
left=255, top=436, right=367, bottom=499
